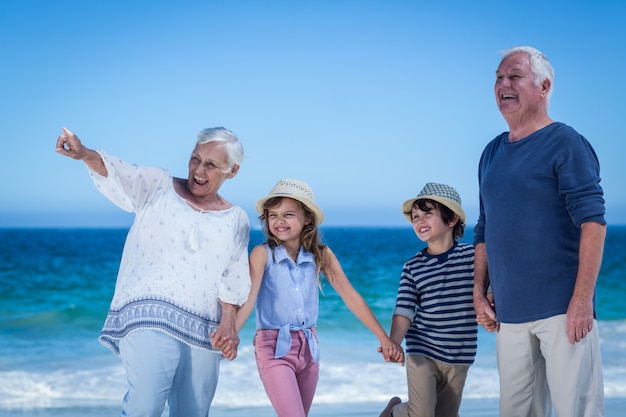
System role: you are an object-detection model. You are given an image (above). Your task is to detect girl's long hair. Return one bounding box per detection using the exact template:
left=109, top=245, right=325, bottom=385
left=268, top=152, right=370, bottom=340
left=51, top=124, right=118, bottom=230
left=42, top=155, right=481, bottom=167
left=259, top=197, right=329, bottom=282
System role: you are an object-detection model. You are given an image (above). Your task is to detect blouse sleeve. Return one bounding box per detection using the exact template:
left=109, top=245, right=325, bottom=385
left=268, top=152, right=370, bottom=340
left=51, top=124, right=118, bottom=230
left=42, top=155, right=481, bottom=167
left=87, top=149, right=171, bottom=213
left=218, top=207, right=251, bottom=307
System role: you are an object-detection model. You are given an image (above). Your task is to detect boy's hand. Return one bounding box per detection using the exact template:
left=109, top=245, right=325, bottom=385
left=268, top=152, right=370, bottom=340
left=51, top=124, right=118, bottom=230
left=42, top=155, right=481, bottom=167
left=475, top=292, right=499, bottom=332
left=377, top=343, right=405, bottom=365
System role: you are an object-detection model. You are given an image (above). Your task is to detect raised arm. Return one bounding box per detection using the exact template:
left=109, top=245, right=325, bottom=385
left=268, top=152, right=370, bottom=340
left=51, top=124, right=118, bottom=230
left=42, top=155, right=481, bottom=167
left=56, top=127, right=107, bottom=177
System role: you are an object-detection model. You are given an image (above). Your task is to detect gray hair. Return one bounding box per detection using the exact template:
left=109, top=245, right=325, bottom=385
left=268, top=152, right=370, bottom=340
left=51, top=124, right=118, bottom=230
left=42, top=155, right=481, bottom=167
left=196, top=127, right=244, bottom=170
left=502, top=46, right=554, bottom=105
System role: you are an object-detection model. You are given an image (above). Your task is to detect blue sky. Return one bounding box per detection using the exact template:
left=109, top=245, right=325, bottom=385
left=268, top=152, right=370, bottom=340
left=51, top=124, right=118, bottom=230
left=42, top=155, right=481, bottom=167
left=1, top=0, right=624, bottom=228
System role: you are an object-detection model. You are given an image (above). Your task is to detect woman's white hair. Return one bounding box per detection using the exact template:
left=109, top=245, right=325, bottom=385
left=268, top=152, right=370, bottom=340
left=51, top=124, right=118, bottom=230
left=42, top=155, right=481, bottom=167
left=196, top=127, right=244, bottom=171
left=502, top=46, right=555, bottom=106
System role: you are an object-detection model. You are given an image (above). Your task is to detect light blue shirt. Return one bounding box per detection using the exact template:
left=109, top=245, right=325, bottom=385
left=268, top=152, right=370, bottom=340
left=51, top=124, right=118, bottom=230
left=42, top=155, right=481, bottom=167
left=255, top=244, right=320, bottom=361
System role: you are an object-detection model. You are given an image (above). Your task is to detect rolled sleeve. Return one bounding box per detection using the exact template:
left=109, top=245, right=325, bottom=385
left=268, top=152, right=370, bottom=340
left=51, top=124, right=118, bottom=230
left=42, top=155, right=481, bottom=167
left=393, top=306, right=416, bottom=323
left=558, top=135, right=606, bottom=227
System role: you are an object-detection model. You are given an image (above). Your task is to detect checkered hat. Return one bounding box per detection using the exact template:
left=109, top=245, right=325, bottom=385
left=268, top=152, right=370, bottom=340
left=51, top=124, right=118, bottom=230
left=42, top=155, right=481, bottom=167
left=401, top=182, right=466, bottom=223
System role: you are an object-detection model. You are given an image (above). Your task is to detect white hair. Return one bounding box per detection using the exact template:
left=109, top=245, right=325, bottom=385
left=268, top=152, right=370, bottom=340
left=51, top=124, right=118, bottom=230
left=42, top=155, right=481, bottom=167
left=196, top=127, right=244, bottom=170
left=502, top=46, right=555, bottom=105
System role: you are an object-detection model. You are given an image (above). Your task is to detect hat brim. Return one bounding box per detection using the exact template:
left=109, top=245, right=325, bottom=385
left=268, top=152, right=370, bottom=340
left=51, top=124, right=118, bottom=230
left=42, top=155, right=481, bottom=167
left=256, top=195, right=325, bottom=226
left=401, top=195, right=466, bottom=224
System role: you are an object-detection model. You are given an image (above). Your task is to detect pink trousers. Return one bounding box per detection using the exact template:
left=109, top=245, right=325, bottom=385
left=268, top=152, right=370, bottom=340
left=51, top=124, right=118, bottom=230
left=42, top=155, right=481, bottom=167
left=254, top=329, right=320, bottom=417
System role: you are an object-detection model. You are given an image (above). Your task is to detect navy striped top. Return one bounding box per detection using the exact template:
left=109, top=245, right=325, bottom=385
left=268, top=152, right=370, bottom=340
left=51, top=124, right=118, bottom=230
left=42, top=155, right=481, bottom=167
left=393, top=242, right=477, bottom=365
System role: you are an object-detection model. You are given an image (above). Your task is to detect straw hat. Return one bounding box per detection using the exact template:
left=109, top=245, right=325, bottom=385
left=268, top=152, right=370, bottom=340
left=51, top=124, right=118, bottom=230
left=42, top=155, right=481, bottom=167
left=402, top=182, right=466, bottom=223
left=256, top=178, right=325, bottom=226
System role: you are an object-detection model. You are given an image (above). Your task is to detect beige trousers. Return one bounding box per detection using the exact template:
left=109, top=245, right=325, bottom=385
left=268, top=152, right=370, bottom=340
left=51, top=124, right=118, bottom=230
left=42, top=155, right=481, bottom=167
left=392, top=354, right=469, bottom=417
left=496, top=314, right=605, bottom=417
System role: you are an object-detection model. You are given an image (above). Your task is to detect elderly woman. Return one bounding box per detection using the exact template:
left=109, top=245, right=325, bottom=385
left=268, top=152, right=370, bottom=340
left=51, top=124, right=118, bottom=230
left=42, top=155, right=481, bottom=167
left=56, top=127, right=250, bottom=417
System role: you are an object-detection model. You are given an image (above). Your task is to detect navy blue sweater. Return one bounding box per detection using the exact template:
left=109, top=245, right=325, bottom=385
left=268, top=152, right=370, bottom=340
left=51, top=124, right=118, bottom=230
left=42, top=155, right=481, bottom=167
left=474, top=122, right=605, bottom=323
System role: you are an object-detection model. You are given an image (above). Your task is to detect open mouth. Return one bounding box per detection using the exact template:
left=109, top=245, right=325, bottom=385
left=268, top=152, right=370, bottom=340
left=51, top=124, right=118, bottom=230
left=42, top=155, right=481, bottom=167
left=194, top=175, right=208, bottom=185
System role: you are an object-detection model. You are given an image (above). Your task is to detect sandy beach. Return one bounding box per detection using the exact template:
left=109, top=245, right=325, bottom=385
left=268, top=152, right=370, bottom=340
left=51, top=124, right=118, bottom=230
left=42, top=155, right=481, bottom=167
left=0, top=397, right=623, bottom=416
left=210, top=397, right=626, bottom=416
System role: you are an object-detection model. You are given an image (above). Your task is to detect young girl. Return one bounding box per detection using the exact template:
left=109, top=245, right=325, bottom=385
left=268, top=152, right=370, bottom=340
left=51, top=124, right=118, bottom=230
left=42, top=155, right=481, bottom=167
left=236, top=178, right=403, bottom=417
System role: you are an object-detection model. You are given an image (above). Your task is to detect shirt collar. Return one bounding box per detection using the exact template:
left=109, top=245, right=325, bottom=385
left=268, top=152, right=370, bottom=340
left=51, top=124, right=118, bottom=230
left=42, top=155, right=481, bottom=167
left=274, top=245, right=315, bottom=265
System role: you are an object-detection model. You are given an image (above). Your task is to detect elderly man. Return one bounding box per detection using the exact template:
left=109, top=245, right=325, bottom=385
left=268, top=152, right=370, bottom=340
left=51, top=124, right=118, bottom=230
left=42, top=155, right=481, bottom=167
left=473, top=46, right=606, bottom=417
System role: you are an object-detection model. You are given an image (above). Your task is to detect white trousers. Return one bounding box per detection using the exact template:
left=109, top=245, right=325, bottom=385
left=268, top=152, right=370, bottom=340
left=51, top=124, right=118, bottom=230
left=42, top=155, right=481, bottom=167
left=497, top=315, right=604, bottom=417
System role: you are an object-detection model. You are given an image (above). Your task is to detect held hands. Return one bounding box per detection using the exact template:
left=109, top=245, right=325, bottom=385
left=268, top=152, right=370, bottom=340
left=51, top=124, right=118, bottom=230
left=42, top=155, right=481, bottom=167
left=210, top=323, right=240, bottom=361
left=211, top=302, right=240, bottom=360
left=377, top=339, right=405, bottom=365
left=474, top=292, right=498, bottom=332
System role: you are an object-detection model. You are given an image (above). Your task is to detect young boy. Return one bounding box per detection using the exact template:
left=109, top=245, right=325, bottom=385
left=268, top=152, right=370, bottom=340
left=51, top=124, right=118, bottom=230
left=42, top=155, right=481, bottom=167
left=380, top=182, right=478, bottom=417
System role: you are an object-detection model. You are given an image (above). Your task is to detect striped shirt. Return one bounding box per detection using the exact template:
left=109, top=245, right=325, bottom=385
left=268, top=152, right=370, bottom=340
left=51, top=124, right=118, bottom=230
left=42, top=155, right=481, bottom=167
left=394, top=242, right=477, bottom=364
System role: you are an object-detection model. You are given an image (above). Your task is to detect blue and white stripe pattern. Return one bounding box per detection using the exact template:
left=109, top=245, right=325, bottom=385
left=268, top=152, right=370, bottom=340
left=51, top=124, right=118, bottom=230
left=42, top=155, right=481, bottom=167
left=394, top=242, right=477, bottom=364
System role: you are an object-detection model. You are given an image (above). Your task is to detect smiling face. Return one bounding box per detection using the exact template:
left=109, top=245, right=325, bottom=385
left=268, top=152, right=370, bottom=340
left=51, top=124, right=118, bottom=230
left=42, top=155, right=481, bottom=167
left=495, top=52, right=551, bottom=128
left=266, top=197, right=311, bottom=248
left=411, top=201, right=457, bottom=250
left=186, top=141, right=237, bottom=201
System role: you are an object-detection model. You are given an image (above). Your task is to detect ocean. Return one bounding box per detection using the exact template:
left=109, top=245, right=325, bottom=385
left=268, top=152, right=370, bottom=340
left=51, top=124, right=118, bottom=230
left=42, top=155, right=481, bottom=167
left=1, top=226, right=625, bottom=416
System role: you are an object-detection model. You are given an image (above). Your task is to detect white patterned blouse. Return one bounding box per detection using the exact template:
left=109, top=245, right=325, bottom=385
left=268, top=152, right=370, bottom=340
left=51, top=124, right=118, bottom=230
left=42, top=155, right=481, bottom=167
left=88, top=150, right=250, bottom=355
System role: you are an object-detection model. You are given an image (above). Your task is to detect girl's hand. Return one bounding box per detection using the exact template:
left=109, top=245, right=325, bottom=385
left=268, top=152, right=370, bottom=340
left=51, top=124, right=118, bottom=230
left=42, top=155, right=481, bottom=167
left=210, top=331, right=238, bottom=360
